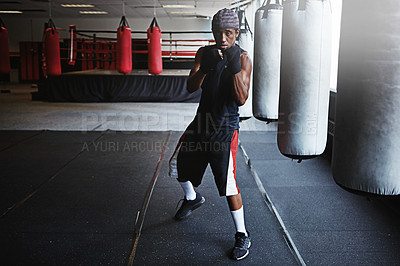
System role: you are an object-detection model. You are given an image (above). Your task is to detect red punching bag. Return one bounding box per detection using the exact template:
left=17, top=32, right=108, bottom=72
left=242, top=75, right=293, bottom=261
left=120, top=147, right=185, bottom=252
left=147, top=17, right=162, bottom=75
left=116, top=16, right=132, bottom=74
left=0, top=18, right=11, bottom=74
left=44, top=19, right=61, bottom=76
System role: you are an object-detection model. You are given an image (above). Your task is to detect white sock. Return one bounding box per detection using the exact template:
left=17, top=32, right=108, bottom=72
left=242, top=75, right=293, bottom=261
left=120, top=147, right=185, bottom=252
left=230, top=206, right=247, bottom=235
left=179, top=181, right=196, bottom=200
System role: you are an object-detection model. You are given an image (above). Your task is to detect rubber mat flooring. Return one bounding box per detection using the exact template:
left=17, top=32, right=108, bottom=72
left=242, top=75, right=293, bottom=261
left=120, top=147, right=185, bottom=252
left=0, top=130, right=399, bottom=265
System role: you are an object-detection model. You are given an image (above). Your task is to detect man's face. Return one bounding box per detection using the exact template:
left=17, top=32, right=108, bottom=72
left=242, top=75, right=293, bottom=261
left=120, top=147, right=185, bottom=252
left=213, top=28, right=239, bottom=50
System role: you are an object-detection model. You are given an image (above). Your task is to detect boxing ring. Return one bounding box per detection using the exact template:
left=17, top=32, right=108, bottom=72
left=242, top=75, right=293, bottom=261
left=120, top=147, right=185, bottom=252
left=33, top=26, right=213, bottom=102
left=37, top=69, right=201, bottom=102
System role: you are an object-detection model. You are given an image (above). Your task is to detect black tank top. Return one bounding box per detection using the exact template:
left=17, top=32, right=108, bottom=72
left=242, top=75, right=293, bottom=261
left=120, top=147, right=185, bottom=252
left=193, top=44, right=244, bottom=133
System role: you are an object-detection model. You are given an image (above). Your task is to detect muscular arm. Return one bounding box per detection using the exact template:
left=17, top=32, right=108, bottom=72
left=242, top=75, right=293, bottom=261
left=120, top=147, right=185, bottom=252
left=187, top=48, right=206, bottom=93
left=232, top=52, right=252, bottom=106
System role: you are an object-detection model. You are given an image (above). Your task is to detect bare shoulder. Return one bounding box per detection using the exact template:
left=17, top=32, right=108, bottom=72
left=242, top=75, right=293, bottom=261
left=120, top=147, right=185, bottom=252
left=194, top=46, right=206, bottom=63
left=240, top=51, right=252, bottom=69
left=189, top=46, right=205, bottom=76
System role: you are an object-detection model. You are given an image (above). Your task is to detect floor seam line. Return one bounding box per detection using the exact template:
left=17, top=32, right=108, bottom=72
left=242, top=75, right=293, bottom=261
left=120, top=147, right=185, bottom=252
left=127, top=131, right=172, bottom=266
left=0, top=130, right=46, bottom=153
left=91, top=123, right=104, bottom=131
left=0, top=130, right=109, bottom=219
left=238, top=139, right=307, bottom=266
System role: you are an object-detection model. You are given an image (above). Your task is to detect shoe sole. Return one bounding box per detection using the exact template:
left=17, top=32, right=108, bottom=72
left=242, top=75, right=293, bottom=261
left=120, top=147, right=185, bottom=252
left=175, top=197, right=205, bottom=220
left=233, top=241, right=251, bottom=261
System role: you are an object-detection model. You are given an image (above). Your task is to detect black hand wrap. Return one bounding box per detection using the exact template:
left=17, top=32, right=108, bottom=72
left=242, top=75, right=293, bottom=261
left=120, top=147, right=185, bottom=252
left=224, top=45, right=242, bottom=74
left=199, top=47, right=221, bottom=74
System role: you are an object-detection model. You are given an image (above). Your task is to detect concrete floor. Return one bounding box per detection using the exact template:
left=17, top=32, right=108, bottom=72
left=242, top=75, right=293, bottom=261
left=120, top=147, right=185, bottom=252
left=0, top=83, right=276, bottom=132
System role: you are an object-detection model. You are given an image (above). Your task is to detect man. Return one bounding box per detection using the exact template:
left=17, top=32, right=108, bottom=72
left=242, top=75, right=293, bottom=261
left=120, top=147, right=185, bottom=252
left=170, top=8, right=252, bottom=260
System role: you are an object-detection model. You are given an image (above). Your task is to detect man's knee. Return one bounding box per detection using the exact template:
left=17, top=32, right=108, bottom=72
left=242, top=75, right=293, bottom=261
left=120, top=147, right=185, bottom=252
left=227, top=193, right=243, bottom=210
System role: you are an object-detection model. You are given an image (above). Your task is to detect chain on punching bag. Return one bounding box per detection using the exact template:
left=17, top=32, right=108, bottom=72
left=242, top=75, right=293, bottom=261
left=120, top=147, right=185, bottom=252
left=0, top=18, right=10, bottom=74
left=252, top=0, right=283, bottom=122
left=332, top=0, right=400, bottom=195
left=277, top=0, right=332, bottom=159
left=237, top=10, right=253, bottom=121
left=116, top=16, right=132, bottom=74
left=68, top=25, right=77, bottom=66
left=147, top=17, right=162, bottom=75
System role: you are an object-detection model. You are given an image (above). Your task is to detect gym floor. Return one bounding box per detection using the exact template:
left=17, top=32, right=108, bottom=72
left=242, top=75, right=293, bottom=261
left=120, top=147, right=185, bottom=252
left=0, top=84, right=399, bottom=265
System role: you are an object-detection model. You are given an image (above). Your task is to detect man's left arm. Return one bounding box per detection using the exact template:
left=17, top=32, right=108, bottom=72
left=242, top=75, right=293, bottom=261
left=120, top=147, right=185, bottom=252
left=225, top=46, right=252, bottom=106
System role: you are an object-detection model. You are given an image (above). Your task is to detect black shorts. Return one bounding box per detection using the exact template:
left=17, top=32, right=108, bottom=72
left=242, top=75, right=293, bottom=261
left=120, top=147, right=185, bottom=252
left=175, top=126, right=240, bottom=197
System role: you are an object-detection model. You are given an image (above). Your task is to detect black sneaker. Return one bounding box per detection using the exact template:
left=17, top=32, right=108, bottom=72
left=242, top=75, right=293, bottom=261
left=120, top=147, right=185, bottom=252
left=231, top=232, right=251, bottom=260
left=175, top=192, right=205, bottom=220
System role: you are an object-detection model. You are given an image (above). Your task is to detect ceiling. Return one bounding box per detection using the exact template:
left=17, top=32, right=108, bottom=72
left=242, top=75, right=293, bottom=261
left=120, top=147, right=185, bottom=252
left=0, top=0, right=253, bottom=19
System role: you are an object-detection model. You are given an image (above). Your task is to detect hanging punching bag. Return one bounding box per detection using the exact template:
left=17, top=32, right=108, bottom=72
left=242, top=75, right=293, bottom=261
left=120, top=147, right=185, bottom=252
left=277, top=0, right=332, bottom=159
left=44, top=19, right=61, bottom=76
left=332, top=1, right=400, bottom=195
left=0, top=18, right=10, bottom=74
left=237, top=10, right=253, bottom=121
left=117, top=16, right=132, bottom=74
left=252, top=1, right=283, bottom=122
left=147, top=17, right=162, bottom=75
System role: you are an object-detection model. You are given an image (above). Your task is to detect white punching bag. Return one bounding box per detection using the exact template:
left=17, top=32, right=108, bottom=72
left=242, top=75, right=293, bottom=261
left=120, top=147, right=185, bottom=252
left=278, top=0, right=332, bottom=159
left=332, top=0, right=400, bottom=195
left=237, top=10, right=253, bottom=121
left=252, top=1, right=283, bottom=122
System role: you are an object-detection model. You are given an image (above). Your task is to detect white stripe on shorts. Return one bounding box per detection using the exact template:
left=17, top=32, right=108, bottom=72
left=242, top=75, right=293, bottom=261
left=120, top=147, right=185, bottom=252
left=226, top=148, right=239, bottom=196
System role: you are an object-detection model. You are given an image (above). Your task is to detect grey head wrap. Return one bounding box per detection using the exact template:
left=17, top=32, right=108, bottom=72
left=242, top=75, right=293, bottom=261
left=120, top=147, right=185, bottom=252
left=212, top=8, right=239, bottom=31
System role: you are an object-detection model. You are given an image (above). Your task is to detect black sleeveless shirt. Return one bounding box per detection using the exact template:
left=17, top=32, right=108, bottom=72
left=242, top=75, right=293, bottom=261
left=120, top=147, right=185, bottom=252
left=191, top=44, right=244, bottom=133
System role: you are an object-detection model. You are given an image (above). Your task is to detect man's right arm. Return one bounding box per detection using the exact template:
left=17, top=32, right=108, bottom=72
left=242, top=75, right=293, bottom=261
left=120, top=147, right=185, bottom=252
left=187, top=47, right=206, bottom=93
